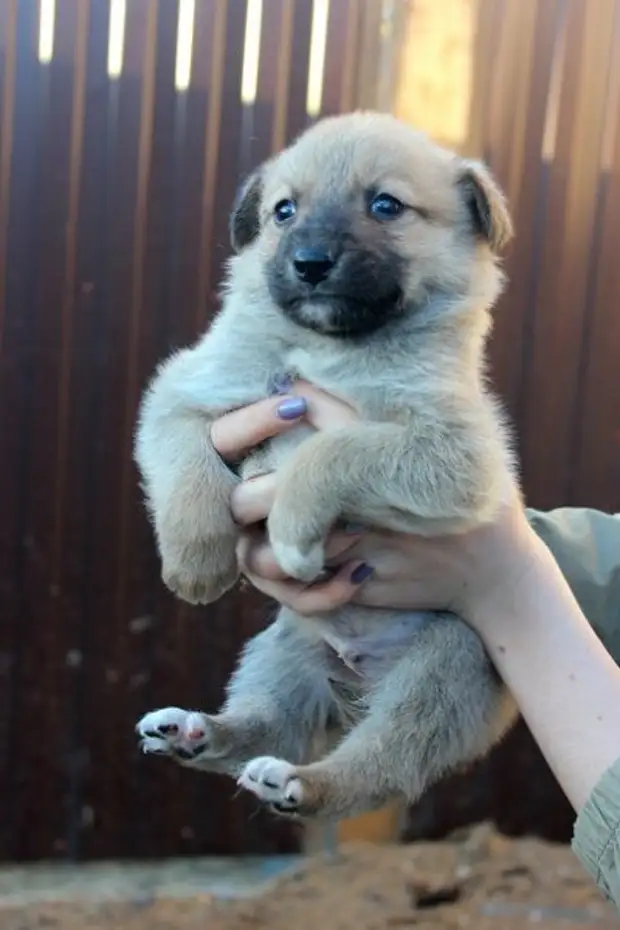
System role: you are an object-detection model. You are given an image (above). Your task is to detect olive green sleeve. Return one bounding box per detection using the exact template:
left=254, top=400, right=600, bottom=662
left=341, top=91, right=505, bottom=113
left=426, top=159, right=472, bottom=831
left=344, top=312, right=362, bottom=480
left=526, top=508, right=620, bottom=658
left=526, top=507, right=620, bottom=903
left=571, top=758, right=620, bottom=904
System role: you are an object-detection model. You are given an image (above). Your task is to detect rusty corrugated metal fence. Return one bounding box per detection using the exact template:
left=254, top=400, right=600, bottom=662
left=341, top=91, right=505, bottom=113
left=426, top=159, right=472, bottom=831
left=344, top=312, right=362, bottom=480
left=0, top=0, right=619, bottom=861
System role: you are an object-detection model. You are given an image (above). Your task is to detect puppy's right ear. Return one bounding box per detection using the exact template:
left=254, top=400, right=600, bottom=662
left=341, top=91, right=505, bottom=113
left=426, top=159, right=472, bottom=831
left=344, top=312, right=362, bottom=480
left=229, top=170, right=263, bottom=252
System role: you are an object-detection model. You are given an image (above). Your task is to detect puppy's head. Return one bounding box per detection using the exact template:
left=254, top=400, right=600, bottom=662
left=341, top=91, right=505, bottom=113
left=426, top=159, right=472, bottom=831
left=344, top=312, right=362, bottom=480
left=229, top=112, right=512, bottom=338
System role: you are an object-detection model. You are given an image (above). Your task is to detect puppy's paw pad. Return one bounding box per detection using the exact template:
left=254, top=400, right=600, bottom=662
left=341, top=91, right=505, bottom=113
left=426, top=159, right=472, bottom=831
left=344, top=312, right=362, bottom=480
left=136, top=707, right=213, bottom=760
left=270, top=541, right=325, bottom=583
left=238, top=757, right=304, bottom=811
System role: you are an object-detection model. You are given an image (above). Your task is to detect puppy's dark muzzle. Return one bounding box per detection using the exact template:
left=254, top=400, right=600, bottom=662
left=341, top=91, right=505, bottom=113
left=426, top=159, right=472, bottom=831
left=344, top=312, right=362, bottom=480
left=267, top=229, right=406, bottom=337
left=292, top=248, right=337, bottom=287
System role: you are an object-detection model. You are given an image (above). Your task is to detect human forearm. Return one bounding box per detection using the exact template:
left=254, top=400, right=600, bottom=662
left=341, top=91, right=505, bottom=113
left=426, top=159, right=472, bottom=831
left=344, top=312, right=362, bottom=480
left=471, top=535, right=620, bottom=812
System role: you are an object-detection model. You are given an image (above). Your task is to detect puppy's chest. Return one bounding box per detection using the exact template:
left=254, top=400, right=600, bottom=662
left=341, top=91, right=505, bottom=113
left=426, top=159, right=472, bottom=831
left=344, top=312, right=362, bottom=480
left=286, top=348, right=407, bottom=415
left=240, top=352, right=412, bottom=479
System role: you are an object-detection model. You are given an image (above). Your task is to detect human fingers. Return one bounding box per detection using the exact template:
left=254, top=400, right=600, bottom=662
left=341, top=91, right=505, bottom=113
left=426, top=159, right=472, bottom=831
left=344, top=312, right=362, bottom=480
left=230, top=474, right=278, bottom=525
left=210, top=380, right=358, bottom=464
left=210, top=394, right=308, bottom=462
left=349, top=579, right=442, bottom=611
left=238, top=557, right=373, bottom=615
left=236, top=530, right=360, bottom=581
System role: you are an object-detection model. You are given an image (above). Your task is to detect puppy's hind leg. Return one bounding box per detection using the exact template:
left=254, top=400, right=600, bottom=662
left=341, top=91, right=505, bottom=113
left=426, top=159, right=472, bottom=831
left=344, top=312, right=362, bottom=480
left=137, top=615, right=338, bottom=779
left=238, top=613, right=516, bottom=818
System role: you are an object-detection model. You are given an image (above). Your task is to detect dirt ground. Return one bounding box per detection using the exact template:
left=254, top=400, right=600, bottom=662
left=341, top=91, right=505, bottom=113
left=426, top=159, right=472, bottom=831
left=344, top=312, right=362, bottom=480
left=0, top=824, right=617, bottom=930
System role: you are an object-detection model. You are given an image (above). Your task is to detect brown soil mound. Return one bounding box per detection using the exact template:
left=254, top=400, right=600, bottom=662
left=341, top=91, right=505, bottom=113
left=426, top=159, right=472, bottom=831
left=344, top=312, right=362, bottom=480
left=0, top=825, right=616, bottom=930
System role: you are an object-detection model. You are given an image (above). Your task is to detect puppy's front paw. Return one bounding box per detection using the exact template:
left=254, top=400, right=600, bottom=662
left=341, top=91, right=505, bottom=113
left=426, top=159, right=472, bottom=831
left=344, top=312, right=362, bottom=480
left=161, top=535, right=238, bottom=605
left=267, top=482, right=339, bottom=583
left=269, top=540, right=326, bottom=583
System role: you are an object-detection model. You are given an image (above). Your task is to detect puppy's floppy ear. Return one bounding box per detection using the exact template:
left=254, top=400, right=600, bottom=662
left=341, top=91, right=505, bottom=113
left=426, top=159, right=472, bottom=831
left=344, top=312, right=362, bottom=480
left=229, top=169, right=263, bottom=252
left=457, top=160, right=513, bottom=253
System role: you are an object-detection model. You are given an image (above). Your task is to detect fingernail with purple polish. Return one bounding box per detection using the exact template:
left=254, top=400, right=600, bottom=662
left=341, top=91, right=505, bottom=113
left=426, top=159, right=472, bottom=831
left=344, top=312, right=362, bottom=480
left=276, top=397, right=307, bottom=420
left=350, top=563, right=374, bottom=585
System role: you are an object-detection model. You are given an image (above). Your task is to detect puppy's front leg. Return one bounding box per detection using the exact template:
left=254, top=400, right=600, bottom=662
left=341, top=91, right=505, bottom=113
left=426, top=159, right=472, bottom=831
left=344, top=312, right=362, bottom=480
left=267, top=418, right=509, bottom=581
left=135, top=314, right=283, bottom=603
left=135, top=349, right=239, bottom=604
left=238, top=614, right=516, bottom=819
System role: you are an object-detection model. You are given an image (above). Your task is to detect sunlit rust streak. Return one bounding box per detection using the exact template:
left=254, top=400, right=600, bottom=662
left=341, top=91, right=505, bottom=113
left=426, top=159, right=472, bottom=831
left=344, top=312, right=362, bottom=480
left=52, top=0, right=90, bottom=583
left=195, top=0, right=227, bottom=331
left=115, top=0, right=158, bottom=621
left=0, top=0, right=18, bottom=355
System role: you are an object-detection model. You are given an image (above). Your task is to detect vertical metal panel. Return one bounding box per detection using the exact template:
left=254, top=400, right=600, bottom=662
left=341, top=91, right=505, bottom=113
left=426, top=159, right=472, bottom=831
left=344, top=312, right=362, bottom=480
left=283, top=0, right=313, bottom=140
left=60, top=0, right=118, bottom=862
left=486, top=0, right=566, bottom=417
left=321, top=0, right=361, bottom=116
left=569, top=3, right=620, bottom=511
left=249, top=0, right=295, bottom=164
left=519, top=0, right=617, bottom=509
left=0, top=0, right=75, bottom=860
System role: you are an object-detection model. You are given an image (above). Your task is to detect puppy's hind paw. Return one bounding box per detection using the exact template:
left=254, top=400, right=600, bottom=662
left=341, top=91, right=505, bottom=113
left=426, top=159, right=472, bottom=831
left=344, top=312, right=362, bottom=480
left=136, top=707, right=227, bottom=766
left=238, top=757, right=305, bottom=815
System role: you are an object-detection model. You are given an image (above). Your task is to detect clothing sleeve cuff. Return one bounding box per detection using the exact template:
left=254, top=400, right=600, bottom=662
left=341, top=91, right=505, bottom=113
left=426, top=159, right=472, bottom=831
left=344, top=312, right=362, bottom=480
left=572, top=757, right=620, bottom=901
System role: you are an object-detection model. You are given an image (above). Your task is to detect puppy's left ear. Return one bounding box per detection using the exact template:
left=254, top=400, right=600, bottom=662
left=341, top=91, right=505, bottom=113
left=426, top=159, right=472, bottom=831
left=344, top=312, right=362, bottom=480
left=457, top=160, right=513, bottom=254
left=229, top=169, right=263, bottom=252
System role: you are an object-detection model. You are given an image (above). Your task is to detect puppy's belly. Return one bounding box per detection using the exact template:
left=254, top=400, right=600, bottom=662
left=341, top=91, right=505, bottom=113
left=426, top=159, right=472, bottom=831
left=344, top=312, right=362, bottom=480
left=299, top=608, right=434, bottom=685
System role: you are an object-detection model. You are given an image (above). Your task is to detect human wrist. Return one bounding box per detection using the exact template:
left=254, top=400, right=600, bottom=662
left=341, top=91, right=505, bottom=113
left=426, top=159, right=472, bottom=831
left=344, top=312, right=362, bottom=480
left=458, top=527, right=620, bottom=813
left=458, top=522, right=559, bottom=637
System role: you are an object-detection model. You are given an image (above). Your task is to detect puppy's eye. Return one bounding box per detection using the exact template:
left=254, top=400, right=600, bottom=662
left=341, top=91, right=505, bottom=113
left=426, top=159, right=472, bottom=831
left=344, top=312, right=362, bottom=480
left=274, top=199, right=297, bottom=225
left=369, top=193, right=404, bottom=220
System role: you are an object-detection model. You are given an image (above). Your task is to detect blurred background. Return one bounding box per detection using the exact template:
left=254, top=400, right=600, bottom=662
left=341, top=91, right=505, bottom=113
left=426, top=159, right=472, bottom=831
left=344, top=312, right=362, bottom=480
left=0, top=0, right=619, bottom=864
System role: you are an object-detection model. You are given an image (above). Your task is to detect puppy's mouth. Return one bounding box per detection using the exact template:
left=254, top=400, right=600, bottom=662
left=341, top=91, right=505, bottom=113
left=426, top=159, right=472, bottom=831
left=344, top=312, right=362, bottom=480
left=266, top=242, right=407, bottom=338
left=277, top=290, right=404, bottom=338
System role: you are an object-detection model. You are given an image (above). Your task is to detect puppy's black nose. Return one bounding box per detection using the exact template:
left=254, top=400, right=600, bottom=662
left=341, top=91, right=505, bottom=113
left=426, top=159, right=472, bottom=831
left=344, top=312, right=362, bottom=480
left=292, top=248, right=335, bottom=286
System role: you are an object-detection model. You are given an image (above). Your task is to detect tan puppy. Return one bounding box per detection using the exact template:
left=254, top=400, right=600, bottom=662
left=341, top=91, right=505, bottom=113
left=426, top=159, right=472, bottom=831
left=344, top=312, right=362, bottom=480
left=135, top=112, right=519, bottom=820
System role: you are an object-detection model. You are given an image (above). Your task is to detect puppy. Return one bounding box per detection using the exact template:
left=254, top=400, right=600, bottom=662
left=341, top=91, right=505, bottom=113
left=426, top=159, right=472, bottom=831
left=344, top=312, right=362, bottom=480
left=135, top=111, right=519, bottom=821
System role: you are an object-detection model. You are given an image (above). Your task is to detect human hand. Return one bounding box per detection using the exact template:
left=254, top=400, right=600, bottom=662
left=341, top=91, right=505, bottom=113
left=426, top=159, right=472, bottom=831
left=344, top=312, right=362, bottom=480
left=210, top=380, right=360, bottom=462
left=214, top=383, right=541, bottom=628
left=236, top=495, right=540, bottom=623
left=233, top=465, right=538, bottom=631
left=209, top=381, right=374, bottom=608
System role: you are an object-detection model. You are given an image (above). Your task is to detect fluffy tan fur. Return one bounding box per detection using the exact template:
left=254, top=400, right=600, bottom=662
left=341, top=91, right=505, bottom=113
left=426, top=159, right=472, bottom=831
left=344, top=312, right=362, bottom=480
left=135, top=112, right=520, bottom=821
